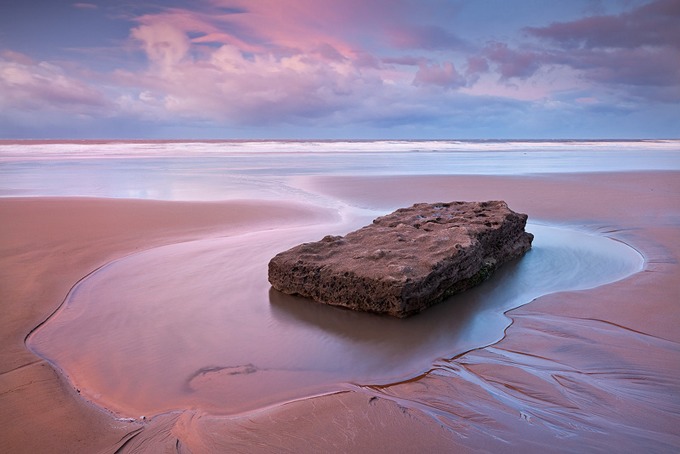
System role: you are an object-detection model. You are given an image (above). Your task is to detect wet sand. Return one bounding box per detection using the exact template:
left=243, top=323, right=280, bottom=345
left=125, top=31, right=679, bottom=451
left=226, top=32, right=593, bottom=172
left=1, top=171, right=679, bottom=452
left=25, top=222, right=642, bottom=419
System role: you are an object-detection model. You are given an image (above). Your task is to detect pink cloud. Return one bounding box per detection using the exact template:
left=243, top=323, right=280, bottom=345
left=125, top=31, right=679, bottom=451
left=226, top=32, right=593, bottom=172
left=72, top=3, right=98, bottom=9
left=119, top=2, right=414, bottom=124
left=8, top=0, right=672, bottom=135
left=202, top=0, right=381, bottom=59
left=1, top=50, right=34, bottom=66
left=122, top=1, right=624, bottom=125
left=151, top=0, right=460, bottom=61
left=460, top=64, right=583, bottom=103
left=464, top=56, right=489, bottom=85
left=0, top=54, right=108, bottom=112
left=484, top=42, right=541, bottom=80
left=131, top=22, right=191, bottom=68
left=413, top=61, right=466, bottom=89
left=129, top=2, right=393, bottom=67
left=465, top=56, right=488, bottom=75
left=117, top=37, right=380, bottom=124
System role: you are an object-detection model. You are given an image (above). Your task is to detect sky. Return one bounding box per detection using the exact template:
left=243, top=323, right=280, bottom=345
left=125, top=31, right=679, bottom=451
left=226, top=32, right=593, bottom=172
left=1, top=0, right=678, bottom=139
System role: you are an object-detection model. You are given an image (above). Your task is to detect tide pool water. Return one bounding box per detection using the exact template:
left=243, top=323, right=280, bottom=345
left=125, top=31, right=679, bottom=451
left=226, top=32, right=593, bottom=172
left=27, top=217, right=642, bottom=417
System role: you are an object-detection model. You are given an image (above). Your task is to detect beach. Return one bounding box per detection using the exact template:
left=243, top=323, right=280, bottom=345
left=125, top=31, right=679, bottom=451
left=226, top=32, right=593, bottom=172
left=4, top=0, right=680, bottom=449
left=1, top=143, right=679, bottom=452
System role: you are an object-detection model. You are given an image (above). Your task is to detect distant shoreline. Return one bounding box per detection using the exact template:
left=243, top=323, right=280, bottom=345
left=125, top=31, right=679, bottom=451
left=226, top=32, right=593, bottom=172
left=1, top=138, right=679, bottom=145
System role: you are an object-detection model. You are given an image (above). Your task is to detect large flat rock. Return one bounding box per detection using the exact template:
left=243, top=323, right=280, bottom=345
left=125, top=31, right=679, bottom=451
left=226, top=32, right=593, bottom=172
left=268, top=201, right=533, bottom=317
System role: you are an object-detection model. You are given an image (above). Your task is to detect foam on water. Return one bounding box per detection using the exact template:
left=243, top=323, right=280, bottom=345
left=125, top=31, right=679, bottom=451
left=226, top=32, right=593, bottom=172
left=1, top=140, right=679, bottom=201
left=1, top=139, right=679, bottom=158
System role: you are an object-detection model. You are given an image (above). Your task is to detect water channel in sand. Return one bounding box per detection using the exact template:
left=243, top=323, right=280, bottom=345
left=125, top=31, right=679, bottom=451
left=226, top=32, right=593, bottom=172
left=28, top=219, right=643, bottom=418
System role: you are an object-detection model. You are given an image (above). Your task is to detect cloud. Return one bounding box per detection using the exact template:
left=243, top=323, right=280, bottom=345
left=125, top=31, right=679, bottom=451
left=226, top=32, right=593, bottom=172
left=4, top=1, right=536, bottom=134
left=72, top=3, right=98, bottom=9
left=526, top=0, right=680, bottom=50
left=483, top=42, right=542, bottom=80
left=466, top=0, right=680, bottom=103
left=118, top=3, right=410, bottom=125
left=109, top=0, right=680, bottom=133
left=117, top=2, right=510, bottom=134
left=559, top=46, right=679, bottom=89
left=198, top=0, right=394, bottom=58
left=387, top=25, right=467, bottom=50
left=117, top=40, right=382, bottom=125
left=520, top=0, right=680, bottom=100
left=0, top=52, right=108, bottom=112
left=465, top=56, right=488, bottom=77
left=413, top=61, right=467, bottom=89
left=131, top=22, right=191, bottom=68
left=381, top=56, right=423, bottom=66
left=3, top=0, right=678, bottom=139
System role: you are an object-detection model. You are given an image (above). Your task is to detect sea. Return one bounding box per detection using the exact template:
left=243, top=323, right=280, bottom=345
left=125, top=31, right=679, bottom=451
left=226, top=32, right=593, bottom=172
left=1, top=139, right=678, bottom=201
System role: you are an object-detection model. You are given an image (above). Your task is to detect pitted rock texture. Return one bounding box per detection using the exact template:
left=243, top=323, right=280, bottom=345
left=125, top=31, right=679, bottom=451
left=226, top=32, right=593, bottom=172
left=268, top=201, right=533, bottom=318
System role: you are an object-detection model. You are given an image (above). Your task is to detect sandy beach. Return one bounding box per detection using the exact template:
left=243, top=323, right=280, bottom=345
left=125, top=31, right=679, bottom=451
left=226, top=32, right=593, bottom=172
left=1, top=171, right=679, bottom=452
left=4, top=0, right=680, bottom=449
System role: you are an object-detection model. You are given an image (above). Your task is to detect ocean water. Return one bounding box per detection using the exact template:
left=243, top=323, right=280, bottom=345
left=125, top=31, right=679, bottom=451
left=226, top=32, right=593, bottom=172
left=1, top=139, right=679, bottom=201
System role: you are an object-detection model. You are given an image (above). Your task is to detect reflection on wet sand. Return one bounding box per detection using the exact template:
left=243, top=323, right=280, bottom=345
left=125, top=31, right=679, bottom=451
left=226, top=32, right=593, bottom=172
left=28, top=223, right=642, bottom=417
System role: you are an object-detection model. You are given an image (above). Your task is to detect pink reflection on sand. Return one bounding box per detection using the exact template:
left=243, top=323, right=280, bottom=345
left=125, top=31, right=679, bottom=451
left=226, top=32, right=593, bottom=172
left=28, top=222, right=641, bottom=417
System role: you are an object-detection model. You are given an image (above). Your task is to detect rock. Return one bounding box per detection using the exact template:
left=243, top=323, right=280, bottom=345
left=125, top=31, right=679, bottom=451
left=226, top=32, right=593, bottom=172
left=268, top=201, right=533, bottom=318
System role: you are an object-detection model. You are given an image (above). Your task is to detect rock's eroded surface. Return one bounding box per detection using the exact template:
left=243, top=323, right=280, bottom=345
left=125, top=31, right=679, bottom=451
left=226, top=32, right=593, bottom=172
left=268, top=201, right=533, bottom=317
